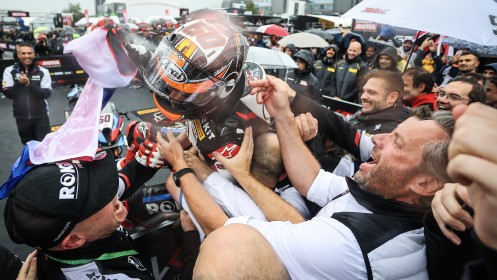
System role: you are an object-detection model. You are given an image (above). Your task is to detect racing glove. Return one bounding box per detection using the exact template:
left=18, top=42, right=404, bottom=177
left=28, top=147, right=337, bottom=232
left=135, top=139, right=167, bottom=169
left=117, top=121, right=152, bottom=170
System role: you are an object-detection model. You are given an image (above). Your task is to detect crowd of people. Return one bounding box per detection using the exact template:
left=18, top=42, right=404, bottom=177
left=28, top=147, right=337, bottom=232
left=1, top=10, right=497, bottom=280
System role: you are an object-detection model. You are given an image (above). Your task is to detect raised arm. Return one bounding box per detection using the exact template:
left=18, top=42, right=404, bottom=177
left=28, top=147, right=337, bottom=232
left=290, top=93, right=372, bottom=162
left=213, top=127, right=304, bottom=223
left=157, top=131, right=228, bottom=235
left=249, top=76, right=321, bottom=196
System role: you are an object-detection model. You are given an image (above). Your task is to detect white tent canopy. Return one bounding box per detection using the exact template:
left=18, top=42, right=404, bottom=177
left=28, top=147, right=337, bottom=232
left=342, top=0, right=497, bottom=46
left=74, top=16, right=120, bottom=27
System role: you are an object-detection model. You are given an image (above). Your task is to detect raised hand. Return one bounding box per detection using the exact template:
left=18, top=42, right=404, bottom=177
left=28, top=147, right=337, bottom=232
left=448, top=103, right=497, bottom=249
left=295, top=113, right=318, bottom=142
left=249, top=75, right=295, bottom=118
left=184, top=146, right=213, bottom=182
left=157, top=131, right=188, bottom=171
left=212, top=127, right=253, bottom=181
left=432, top=183, right=473, bottom=245
left=19, top=71, right=30, bottom=86
left=17, top=250, right=37, bottom=280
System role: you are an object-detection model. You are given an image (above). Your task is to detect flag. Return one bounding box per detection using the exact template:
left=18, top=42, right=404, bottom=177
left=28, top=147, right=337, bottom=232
left=0, top=146, right=34, bottom=199
left=64, top=22, right=137, bottom=88
left=27, top=21, right=137, bottom=165
left=27, top=80, right=103, bottom=164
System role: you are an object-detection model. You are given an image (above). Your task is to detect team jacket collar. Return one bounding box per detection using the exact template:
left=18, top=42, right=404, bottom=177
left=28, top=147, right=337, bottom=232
left=346, top=177, right=428, bottom=221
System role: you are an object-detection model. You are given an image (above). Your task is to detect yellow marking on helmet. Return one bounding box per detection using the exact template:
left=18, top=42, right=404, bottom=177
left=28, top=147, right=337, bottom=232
left=177, top=37, right=197, bottom=59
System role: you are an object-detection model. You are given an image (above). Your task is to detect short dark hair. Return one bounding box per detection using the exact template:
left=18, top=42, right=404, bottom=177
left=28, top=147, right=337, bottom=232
left=450, top=76, right=486, bottom=103
left=459, top=50, right=479, bottom=61
left=463, top=72, right=487, bottom=85
left=403, top=67, right=434, bottom=93
left=364, top=70, right=404, bottom=103
left=17, top=43, right=34, bottom=53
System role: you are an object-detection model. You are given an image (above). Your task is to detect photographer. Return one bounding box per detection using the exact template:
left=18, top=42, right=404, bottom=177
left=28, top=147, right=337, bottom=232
left=34, top=34, right=51, bottom=57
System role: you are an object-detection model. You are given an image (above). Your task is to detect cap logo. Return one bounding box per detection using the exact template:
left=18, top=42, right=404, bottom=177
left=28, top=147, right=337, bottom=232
left=56, top=162, right=78, bottom=200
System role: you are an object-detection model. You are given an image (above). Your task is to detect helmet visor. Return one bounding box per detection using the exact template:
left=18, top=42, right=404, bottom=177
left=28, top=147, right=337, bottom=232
left=143, top=39, right=227, bottom=113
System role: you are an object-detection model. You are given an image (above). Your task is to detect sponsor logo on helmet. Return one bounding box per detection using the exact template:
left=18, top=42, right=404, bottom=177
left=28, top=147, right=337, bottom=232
left=160, top=57, right=187, bottom=83
left=218, top=72, right=239, bottom=98
left=214, top=64, right=229, bottom=78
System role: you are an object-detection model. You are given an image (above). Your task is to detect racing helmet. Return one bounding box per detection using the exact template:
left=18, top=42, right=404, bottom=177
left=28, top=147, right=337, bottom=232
left=143, top=19, right=249, bottom=121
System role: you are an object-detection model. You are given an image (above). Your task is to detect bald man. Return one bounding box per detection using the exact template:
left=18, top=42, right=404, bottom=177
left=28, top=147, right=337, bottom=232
left=329, top=41, right=368, bottom=102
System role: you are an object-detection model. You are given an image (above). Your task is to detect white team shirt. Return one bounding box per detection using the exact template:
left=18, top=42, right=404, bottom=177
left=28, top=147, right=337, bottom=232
left=226, top=170, right=370, bottom=279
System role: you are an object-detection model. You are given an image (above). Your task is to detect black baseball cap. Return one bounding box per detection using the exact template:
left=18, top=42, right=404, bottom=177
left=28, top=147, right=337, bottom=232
left=4, top=151, right=118, bottom=249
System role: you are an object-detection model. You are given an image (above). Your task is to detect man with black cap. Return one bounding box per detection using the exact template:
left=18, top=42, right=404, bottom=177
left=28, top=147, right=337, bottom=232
left=3, top=150, right=158, bottom=279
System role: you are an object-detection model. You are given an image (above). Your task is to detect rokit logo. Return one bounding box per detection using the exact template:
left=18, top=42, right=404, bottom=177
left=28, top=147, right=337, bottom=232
left=56, top=162, right=78, bottom=199
left=201, top=118, right=215, bottom=140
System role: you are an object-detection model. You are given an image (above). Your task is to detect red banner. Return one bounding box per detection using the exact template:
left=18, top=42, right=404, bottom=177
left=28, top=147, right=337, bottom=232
left=353, top=21, right=378, bottom=32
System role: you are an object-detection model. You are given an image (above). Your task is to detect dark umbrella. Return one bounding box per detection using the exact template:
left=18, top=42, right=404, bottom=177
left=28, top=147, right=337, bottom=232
left=305, top=29, right=334, bottom=41
left=442, top=37, right=497, bottom=56
left=343, top=32, right=365, bottom=45
left=60, top=28, right=77, bottom=37
left=365, top=38, right=396, bottom=52
left=327, top=28, right=342, bottom=42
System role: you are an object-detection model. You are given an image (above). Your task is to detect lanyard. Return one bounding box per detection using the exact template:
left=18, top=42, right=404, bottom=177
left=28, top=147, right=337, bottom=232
left=46, top=249, right=139, bottom=266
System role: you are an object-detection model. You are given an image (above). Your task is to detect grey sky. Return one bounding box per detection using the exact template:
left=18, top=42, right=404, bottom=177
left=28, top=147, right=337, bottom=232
left=1, top=0, right=223, bottom=16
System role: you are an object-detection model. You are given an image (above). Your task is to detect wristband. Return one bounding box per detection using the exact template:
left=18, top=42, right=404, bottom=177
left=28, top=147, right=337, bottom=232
left=173, top=168, right=195, bottom=187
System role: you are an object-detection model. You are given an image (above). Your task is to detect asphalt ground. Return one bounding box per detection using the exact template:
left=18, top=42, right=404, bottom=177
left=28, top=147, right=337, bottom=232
left=0, top=84, right=167, bottom=259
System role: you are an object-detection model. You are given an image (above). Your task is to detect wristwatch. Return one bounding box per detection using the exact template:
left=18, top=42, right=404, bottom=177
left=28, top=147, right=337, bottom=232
left=173, top=168, right=195, bottom=187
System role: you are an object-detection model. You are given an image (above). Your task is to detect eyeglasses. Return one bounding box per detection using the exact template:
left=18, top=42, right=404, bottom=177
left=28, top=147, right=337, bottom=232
left=435, top=90, right=470, bottom=102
